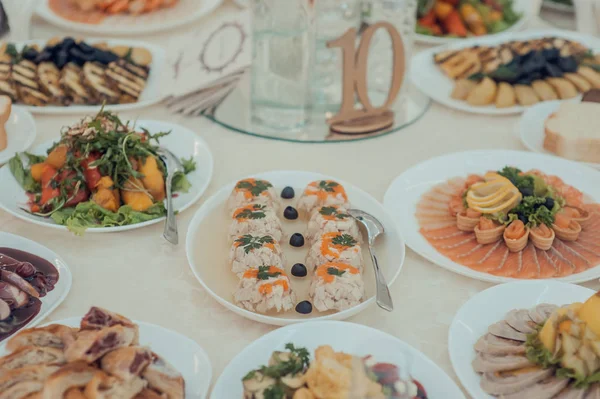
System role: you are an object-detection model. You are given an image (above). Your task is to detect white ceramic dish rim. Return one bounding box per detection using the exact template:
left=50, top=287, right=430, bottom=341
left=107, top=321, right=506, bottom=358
left=0, top=232, right=72, bottom=344
left=212, top=320, right=465, bottom=399
left=10, top=39, right=166, bottom=114
left=448, top=280, right=595, bottom=399
left=517, top=100, right=600, bottom=169
left=185, top=170, right=406, bottom=326
left=0, top=119, right=214, bottom=233
left=35, top=0, right=224, bottom=36
left=411, top=29, right=600, bottom=115
left=0, top=107, right=36, bottom=165
left=415, top=0, right=533, bottom=45
left=383, top=149, right=600, bottom=284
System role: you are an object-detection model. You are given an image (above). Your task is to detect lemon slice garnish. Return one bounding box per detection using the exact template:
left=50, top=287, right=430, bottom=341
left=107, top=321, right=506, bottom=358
left=467, top=185, right=514, bottom=207
left=470, top=191, right=522, bottom=214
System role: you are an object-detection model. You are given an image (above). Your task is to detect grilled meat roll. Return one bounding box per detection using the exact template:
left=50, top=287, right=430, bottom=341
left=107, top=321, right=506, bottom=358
left=38, top=62, right=69, bottom=105
left=82, top=62, right=120, bottom=104
left=60, top=63, right=94, bottom=105
left=105, top=59, right=148, bottom=103
left=12, top=60, right=48, bottom=106
left=0, top=54, right=17, bottom=100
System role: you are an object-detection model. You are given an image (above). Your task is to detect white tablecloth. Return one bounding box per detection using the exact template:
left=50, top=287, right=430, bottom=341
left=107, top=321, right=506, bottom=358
left=1, top=5, right=598, bottom=397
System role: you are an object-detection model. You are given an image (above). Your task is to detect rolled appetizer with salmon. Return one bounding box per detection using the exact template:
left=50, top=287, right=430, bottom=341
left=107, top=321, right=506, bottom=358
left=457, top=208, right=482, bottom=232
left=305, top=232, right=364, bottom=272
left=306, top=206, right=361, bottom=245
left=229, top=204, right=283, bottom=242
left=227, top=178, right=279, bottom=212
left=529, top=223, right=555, bottom=251
left=309, top=262, right=364, bottom=312
left=229, top=234, right=285, bottom=277
left=474, top=217, right=506, bottom=245
left=234, top=266, right=295, bottom=313
left=297, top=180, right=349, bottom=217
left=552, top=211, right=582, bottom=242
left=503, top=220, right=529, bottom=252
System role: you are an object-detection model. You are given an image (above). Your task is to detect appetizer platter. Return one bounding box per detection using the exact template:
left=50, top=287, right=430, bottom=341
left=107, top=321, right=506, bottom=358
left=519, top=98, right=600, bottom=168
left=0, top=99, right=36, bottom=165
left=0, top=38, right=166, bottom=114
left=411, top=30, right=600, bottom=114
left=448, top=280, right=596, bottom=399
left=186, top=171, right=405, bottom=326
left=416, top=0, right=529, bottom=45
left=383, top=150, right=600, bottom=283
left=212, top=321, right=464, bottom=398
left=0, top=111, right=213, bottom=234
left=0, top=232, right=72, bottom=343
left=0, top=307, right=212, bottom=398
left=36, top=0, right=224, bottom=36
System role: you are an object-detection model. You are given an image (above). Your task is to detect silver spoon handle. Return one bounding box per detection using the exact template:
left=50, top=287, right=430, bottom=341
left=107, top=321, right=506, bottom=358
left=163, top=175, right=178, bottom=245
left=368, top=245, right=393, bottom=312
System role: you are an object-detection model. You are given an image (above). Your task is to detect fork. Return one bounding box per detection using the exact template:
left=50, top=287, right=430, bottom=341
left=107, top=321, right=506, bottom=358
left=157, top=147, right=184, bottom=244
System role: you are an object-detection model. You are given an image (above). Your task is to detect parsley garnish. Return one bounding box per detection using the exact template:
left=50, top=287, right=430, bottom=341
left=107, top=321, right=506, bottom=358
left=498, top=167, right=534, bottom=192
left=264, top=384, right=285, bottom=399
left=236, top=179, right=273, bottom=197
left=236, top=204, right=267, bottom=220
left=319, top=206, right=349, bottom=219
left=331, top=234, right=357, bottom=247
left=256, top=266, right=281, bottom=280
left=317, top=180, right=339, bottom=193
left=236, top=235, right=275, bottom=254
left=327, top=267, right=346, bottom=277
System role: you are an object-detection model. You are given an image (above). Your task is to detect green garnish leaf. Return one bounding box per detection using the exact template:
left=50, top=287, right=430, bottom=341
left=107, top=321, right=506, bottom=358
left=256, top=265, right=281, bottom=280
left=498, top=166, right=534, bottom=191
left=317, top=180, right=339, bottom=193
left=263, top=384, right=285, bottom=399
left=236, top=179, right=273, bottom=197
left=319, top=206, right=349, bottom=219
left=9, top=154, right=40, bottom=192
left=331, top=234, right=357, bottom=247
left=235, top=204, right=267, bottom=220
left=242, top=370, right=256, bottom=381
left=235, top=234, right=275, bottom=254
left=327, top=267, right=346, bottom=277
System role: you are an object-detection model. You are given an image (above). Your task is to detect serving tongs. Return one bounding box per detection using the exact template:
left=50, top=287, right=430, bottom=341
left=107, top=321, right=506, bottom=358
left=157, top=147, right=183, bottom=245
left=347, top=209, right=394, bottom=312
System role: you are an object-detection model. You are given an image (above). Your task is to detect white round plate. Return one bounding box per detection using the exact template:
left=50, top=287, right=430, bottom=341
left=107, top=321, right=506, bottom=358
left=383, top=149, right=600, bottom=284
left=0, top=120, right=213, bottom=233
left=518, top=100, right=600, bottom=169
left=36, top=0, right=223, bottom=36
left=213, top=320, right=465, bottom=399
left=448, top=280, right=594, bottom=399
left=186, top=171, right=405, bottom=326
left=0, top=107, right=36, bottom=165
left=10, top=39, right=165, bottom=115
left=0, top=317, right=212, bottom=399
left=0, top=232, right=72, bottom=343
left=542, top=0, right=575, bottom=13
left=411, top=30, right=599, bottom=115
left=416, top=0, right=532, bottom=45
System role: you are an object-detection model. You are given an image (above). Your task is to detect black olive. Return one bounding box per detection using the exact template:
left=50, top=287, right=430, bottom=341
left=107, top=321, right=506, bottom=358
left=61, top=37, right=75, bottom=51
left=295, top=300, right=312, bottom=314
left=22, top=48, right=39, bottom=62
left=518, top=214, right=528, bottom=224
left=519, top=187, right=534, bottom=197
left=69, top=47, right=94, bottom=65
left=542, top=48, right=560, bottom=62
left=290, top=233, right=305, bottom=247
left=56, top=51, right=69, bottom=69
left=291, top=263, right=307, bottom=277
left=545, top=197, right=555, bottom=210
left=283, top=206, right=298, bottom=220
left=522, top=52, right=545, bottom=75
left=516, top=77, right=533, bottom=86
left=529, top=71, right=543, bottom=81
left=281, top=186, right=295, bottom=199
left=520, top=50, right=536, bottom=63
left=545, top=63, right=564, bottom=78
left=558, top=56, right=578, bottom=73
left=92, top=49, right=119, bottom=64
left=77, top=41, right=95, bottom=54
left=34, top=49, right=53, bottom=64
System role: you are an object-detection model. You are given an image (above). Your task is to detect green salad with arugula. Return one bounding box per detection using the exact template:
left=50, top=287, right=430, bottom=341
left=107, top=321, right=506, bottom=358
left=9, top=110, right=195, bottom=235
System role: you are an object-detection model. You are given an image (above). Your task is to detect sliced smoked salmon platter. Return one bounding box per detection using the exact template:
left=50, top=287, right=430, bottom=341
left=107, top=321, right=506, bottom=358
left=384, top=150, right=600, bottom=283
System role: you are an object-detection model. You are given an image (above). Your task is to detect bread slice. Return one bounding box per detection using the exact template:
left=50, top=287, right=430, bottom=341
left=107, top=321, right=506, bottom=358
left=0, top=380, right=44, bottom=399
left=142, top=355, right=184, bottom=399
left=65, top=326, right=137, bottom=363
left=100, top=346, right=153, bottom=381
left=0, top=364, right=60, bottom=392
left=80, top=307, right=139, bottom=344
left=84, top=372, right=146, bottom=399
left=134, top=389, right=167, bottom=399
left=41, top=361, right=99, bottom=399
left=0, top=346, right=66, bottom=371
left=544, top=102, right=600, bottom=163
left=7, top=324, right=77, bottom=353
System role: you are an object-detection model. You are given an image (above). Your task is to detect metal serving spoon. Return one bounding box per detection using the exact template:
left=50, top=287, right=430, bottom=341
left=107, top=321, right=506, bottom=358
left=157, top=147, right=184, bottom=245
left=347, top=209, right=394, bottom=312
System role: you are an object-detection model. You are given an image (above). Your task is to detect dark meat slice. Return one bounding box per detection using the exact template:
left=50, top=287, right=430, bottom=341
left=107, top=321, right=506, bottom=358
left=472, top=352, right=533, bottom=373
left=505, top=309, right=537, bottom=334
left=0, top=282, right=29, bottom=308
left=502, top=377, right=569, bottom=399
left=474, top=333, right=526, bottom=356
left=82, top=62, right=120, bottom=104
left=529, top=304, right=558, bottom=325
left=105, top=60, right=148, bottom=103
left=12, top=60, right=48, bottom=106
left=60, top=63, right=93, bottom=105
left=488, top=320, right=528, bottom=342
left=37, top=62, right=68, bottom=105
left=555, top=385, right=589, bottom=399
left=0, top=298, right=10, bottom=320
left=480, top=368, right=553, bottom=395
left=1, top=270, right=39, bottom=298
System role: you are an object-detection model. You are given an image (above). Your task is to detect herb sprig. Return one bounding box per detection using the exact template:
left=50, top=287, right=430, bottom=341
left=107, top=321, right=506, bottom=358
left=235, top=235, right=274, bottom=254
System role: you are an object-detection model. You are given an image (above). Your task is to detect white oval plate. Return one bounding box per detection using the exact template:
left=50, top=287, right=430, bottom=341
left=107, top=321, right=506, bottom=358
left=416, top=0, right=533, bottom=45
left=10, top=39, right=165, bottom=115
left=0, top=316, right=212, bottom=399
left=0, top=107, right=36, bottom=165
left=213, top=320, right=465, bottom=399
left=411, top=30, right=599, bottom=115
left=448, top=280, right=594, bottom=399
left=0, top=232, right=72, bottom=343
left=186, top=171, right=405, bottom=326
left=542, top=0, right=575, bottom=13
left=383, top=149, right=600, bottom=284
left=518, top=100, right=600, bottom=169
left=36, top=0, right=223, bottom=36
left=0, top=120, right=213, bottom=233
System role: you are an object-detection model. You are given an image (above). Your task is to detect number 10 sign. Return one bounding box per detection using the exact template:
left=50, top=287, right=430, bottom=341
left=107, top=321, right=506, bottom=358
left=326, top=21, right=406, bottom=134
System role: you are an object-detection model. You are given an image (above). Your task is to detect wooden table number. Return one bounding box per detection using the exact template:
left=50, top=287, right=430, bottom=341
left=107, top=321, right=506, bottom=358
left=327, top=21, right=406, bottom=134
